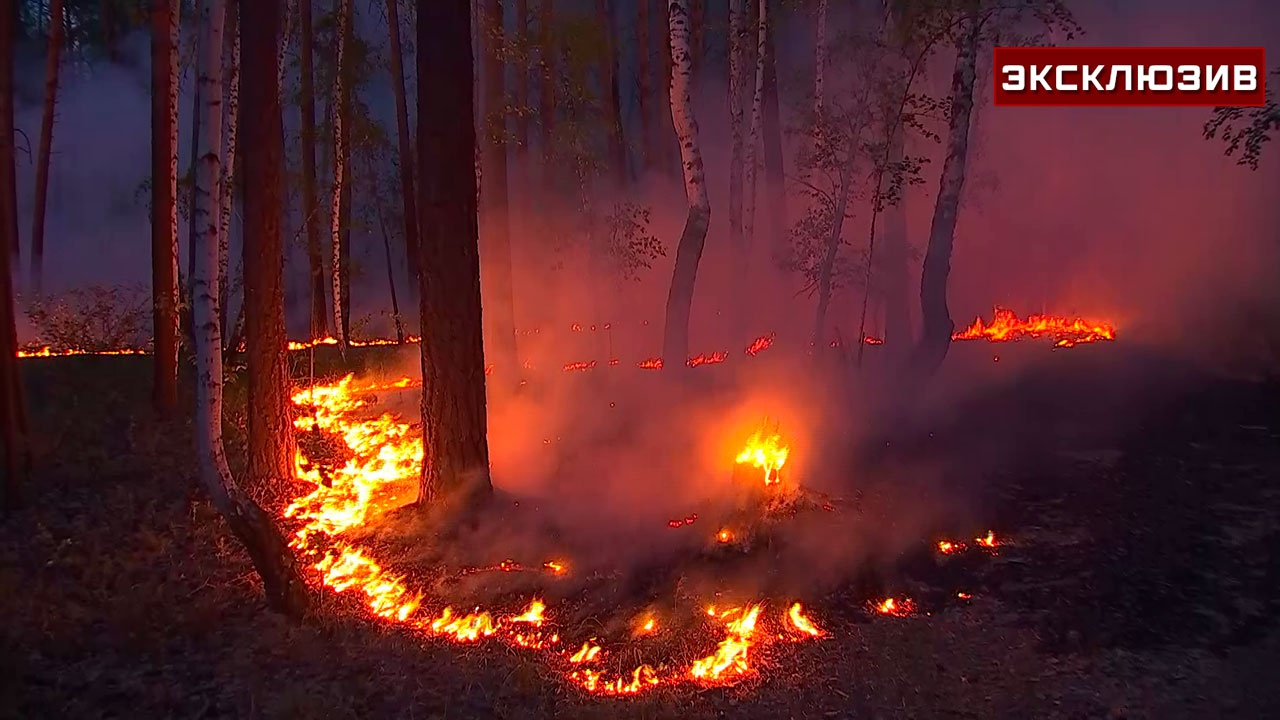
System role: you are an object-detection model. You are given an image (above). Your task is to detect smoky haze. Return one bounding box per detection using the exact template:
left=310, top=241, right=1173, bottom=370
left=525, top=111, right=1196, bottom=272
left=11, top=0, right=1280, bottom=596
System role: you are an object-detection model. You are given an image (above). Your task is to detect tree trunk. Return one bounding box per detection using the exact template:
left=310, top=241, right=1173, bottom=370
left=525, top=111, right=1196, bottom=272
left=635, top=0, right=652, bottom=172
left=416, top=0, right=493, bottom=507
left=299, top=0, right=326, bottom=339
left=814, top=0, right=826, bottom=114
left=881, top=111, right=910, bottom=354
left=218, top=0, right=240, bottom=346
left=242, top=0, right=298, bottom=489
left=338, top=0, right=354, bottom=343
left=371, top=167, right=405, bottom=344
left=30, top=0, right=64, bottom=296
left=386, top=0, right=420, bottom=306
left=187, top=0, right=202, bottom=322
left=656, top=0, right=677, bottom=177
left=150, top=0, right=180, bottom=415
left=481, top=0, right=519, bottom=387
left=329, top=0, right=351, bottom=348
left=761, top=0, right=786, bottom=259
left=513, top=0, right=530, bottom=167
left=727, top=0, right=744, bottom=262
left=0, top=2, right=31, bottom=511
left=812, top=163, right=852, bottom=348
left=538, top=0, right=555, bottom=182
left=278, top=0, right=295, bottom=90
left=596, top=0, right=626, bottom=184
left=101, top=0, right=118, bottom=60
left=689, top=0, right=703, bottom=77
left=661, top=0, right=711, bottom=366
left=914, top=10, right=980, bottom=376
left=742, top=0, right=766, bottom=248
left=192, top=0, right=309, bottom=619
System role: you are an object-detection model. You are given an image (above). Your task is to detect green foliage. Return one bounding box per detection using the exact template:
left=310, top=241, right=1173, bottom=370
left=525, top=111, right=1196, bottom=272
left=22, top=284, right=153, bottom=352
left=1204, top=69, right=1280, bottom=171
left=600, top=203, right=666, bottom=281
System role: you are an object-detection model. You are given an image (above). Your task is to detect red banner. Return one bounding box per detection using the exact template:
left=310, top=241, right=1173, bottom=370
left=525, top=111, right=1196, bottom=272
left=992, top=46, right=1266, bottom=107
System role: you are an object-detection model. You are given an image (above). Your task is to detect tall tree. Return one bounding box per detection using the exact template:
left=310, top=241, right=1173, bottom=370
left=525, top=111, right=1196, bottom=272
left=30, top=0, right=65, bottom=295
left=481, top=0, right=519, bottom=385
left=742, top=0, right=766, bottom=248
left=186, top=0, right=204, bottom=332
left=385, top=0, right=420, bottom=306
left=814, top=0, right=827, bottom=114
left=299, top=0, right=326, bottom=339
left=913, top=7, right=981, bottom=375
left=150, top=0, right=180, bottom=415
left=329, top=0, right=352, bottom=347
left=727, top=0, right=745, bottom=264
left=760, top=0, right=786, bottom=258
left=218, top=0, right=240, bottom=343
left=636, top=0, right=653, bottom=171
left=538, top=0, right=555, bottom=180
left=661, top=0, right=711, bottom=365
left=242, top=0, right=298, bottom=488
left=416, top=0, right=493, bottom=506
left=597, top=0, right=626, bottom=183
left=879, top=0, right=911, bottom=355
left=0, top=0, right=30, bottom=511
left=193, top=0, right=309, bottom=618
left=656, top=0, right=677, bottom=177
left=337, top=0, right=354, bottom=343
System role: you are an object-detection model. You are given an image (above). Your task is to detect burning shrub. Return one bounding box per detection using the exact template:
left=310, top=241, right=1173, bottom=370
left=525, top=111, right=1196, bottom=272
left=23, top=284, right=152, bottom=353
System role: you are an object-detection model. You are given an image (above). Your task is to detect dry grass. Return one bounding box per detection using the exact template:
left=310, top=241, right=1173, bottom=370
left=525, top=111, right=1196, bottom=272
left=1, top=349, right=1278, bottom=719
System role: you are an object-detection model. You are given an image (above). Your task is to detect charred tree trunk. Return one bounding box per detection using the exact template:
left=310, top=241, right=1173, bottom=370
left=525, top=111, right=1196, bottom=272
left=761, top=0, right=786, bottom=259
left=192, top=0, right=308, bottom=620
left=913, top=10, right=980, bottom=376
left=218, top=0, right=240, bottom=346
left=482, top=0, right=519, bottom=386
left=30, top=0, right=64, bottom=296
left=150, top=0, right=180, bottom=415
left=597, top=0, right=626, bottom=184
left=386, top=0, right=420, bottom=306
left=661, top=0, right=711, bottom=366
left=329, top=0, right=352, bottom=348
left=416, top=0, right=493, bottom=507
left=299, top=0, right=326, bottom=339
left=242, top=0, right=298, bottom=489
left=538, top=0, right=555, bottom=183
left=0, top=2, right=30, bottom=511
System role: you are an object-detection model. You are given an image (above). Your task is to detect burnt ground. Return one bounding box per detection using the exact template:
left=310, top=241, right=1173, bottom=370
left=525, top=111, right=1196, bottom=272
left=2, top=346, right=1280, bottom=719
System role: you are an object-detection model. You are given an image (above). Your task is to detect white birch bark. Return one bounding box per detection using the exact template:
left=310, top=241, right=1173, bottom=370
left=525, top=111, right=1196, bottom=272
left=660, top=0, right=711, bottom=363
left=329, top=0, right=351, bottom=345
left=191, top=0, right=239, bottom=520
left=668, top=0, right=708, bottom=213
left=727, top=0, right=745, bottom=252
left=815, top=0, right=827, bottom=115
left=742, top=0, right=766, bottom=247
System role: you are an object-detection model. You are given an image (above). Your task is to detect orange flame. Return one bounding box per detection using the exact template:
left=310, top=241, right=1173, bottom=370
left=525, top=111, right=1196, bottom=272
left=735, top=427, right=789, bottom=486
left=953, top=307, right=1115, bottom=347
left=787, top=603, right=823, bottom=637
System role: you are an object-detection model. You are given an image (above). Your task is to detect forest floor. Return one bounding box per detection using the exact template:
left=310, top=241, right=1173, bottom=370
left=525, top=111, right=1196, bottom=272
left=2, top=346, right=1279, bottom=719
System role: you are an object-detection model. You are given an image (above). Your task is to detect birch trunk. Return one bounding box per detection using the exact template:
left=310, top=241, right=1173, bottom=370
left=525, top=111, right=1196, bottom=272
left=186, top=0, right=202, bottom=312
left=386, top=0, right=420, bottom=306
left=329, top=0, right=351, bottom=347
left=193, top=0, right=309, bottom=618
left=30, top=0, right=64, bottom=296
left=660, top=0, right=711, bottom=365
left=914, top=10, right=981, bottom=375
left=219, top=0, right=239, bottom=346
left=150, top=0, right=180, bottom=415
left=299, top=0, right=326, bottom=339
left=814, top=0, right=827, bottom=114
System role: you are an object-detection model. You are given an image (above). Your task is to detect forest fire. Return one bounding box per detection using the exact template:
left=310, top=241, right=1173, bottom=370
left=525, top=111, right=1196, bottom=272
left=283, top=374, right=845, bottom=696
left=952, top=307, right=1116, bottom=347
left=735, top=426, right=789, bottom=486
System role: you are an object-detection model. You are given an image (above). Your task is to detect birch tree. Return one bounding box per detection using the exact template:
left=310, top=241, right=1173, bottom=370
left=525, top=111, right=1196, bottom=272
left=30, top=0, right=65, bottom=296
left=193, top=0, right=309, bottom=618
left=150, top=0, right=180, bottom=415
left=329, top=0, right=352, bottom=348
left=660, top=0, right=711, bottom=365
left=299, top=0, right=326, bottom=339
left=218, top=0, right=240, bottom=343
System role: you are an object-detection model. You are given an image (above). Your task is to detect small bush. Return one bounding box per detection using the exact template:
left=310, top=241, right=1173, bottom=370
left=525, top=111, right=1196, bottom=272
left=23, top=284, right=152, bottom=353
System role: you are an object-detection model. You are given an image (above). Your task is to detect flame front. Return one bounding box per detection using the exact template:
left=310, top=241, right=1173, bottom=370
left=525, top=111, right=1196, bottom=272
left=689, top=604, right=763, bottom=681
left=953, top=307, right=1115, bottom=347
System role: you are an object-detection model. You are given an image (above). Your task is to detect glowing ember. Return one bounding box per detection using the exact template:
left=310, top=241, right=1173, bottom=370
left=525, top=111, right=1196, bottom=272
left=637, top=357, right=664, bottom=370
left=953, top=307, right=1116, bottom=347
left=563, top=360, right=597, bottom=372
left=976, top=530, right=998, bottom=548
left=544, top=560, right=567, bottom=575
left=687, top=351, right=728, bottom=367
left=744, top=333, right=775, bottom=356
left=569, top=640, right=603, bottom=663
left=571, top=665, right=661, bottom=695
left=787, top=603, right=823, bottom=637
left=735, top=427, right=789, bottom=486
left=635, top=616, right=658, bottom=634
left=874, top=598, right=917, bottom=617
left=957, top=592, right=972, bottom=600
left=937, top=540, right=960, bottom=554
left=717, top=528, right=733, bottom=543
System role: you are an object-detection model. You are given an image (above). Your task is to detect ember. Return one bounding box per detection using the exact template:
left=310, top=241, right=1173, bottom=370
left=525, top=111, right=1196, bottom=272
left=874, top=598, right=917, bottom=617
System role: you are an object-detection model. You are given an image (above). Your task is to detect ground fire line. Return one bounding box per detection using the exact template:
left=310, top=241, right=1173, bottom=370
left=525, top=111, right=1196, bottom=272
left=16, top=307, right=1115, bottom=360
left=281, top=374, right=1004, bottom=697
